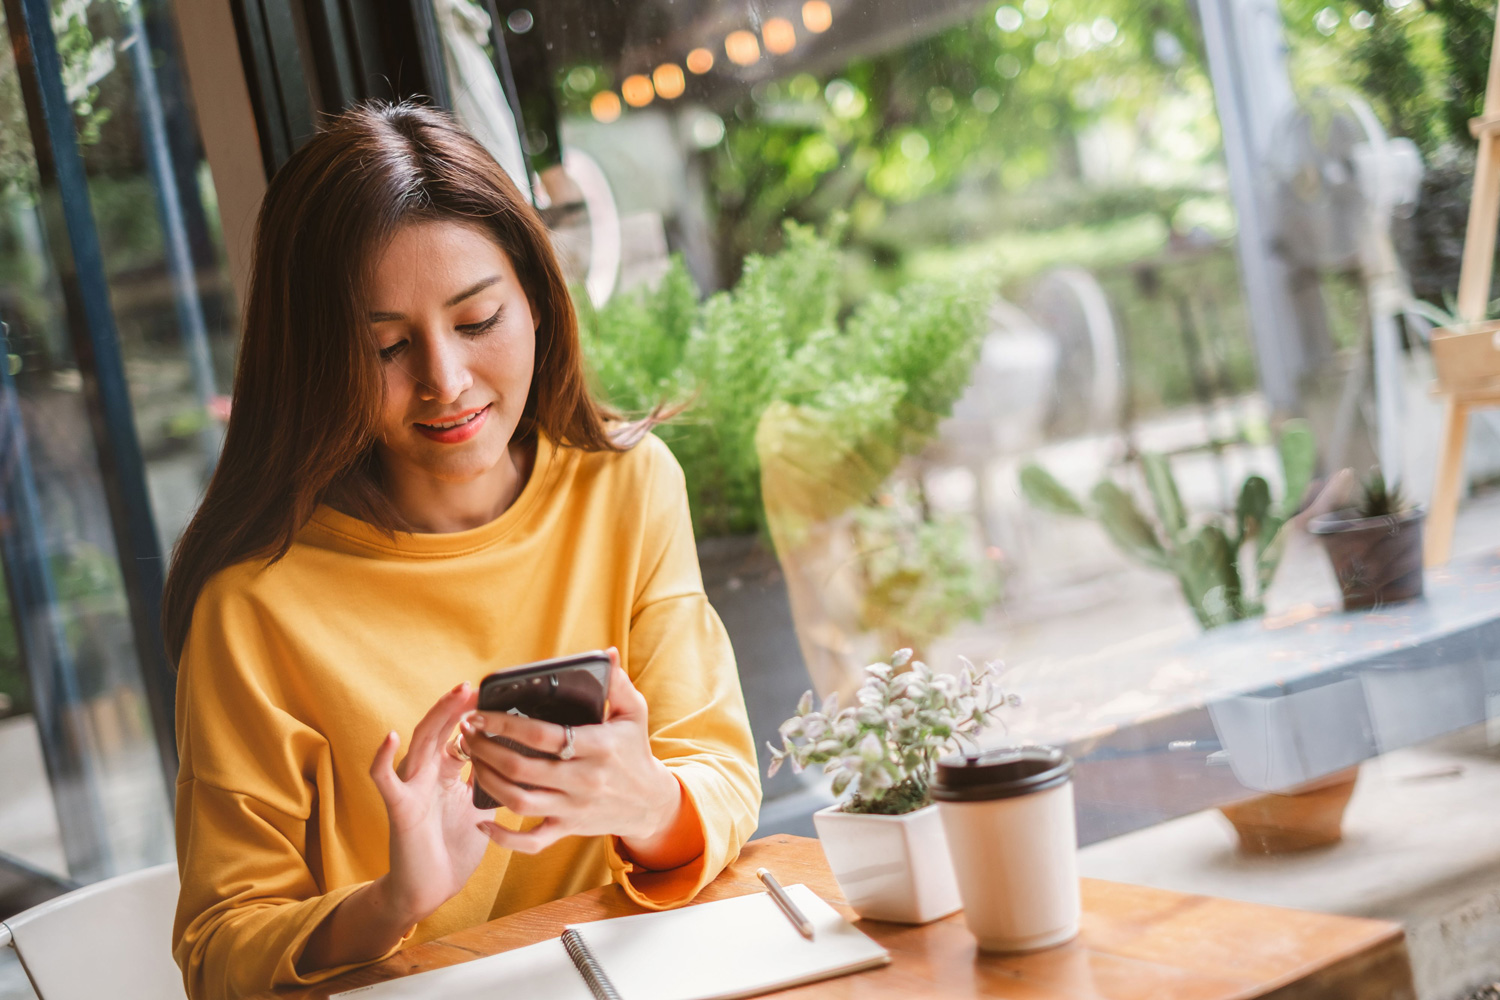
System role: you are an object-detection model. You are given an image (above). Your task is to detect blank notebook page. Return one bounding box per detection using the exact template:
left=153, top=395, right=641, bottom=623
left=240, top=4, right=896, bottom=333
left=567, top=883, right=890, bottom=1000
left=329, top=939, right=595, bottom=1000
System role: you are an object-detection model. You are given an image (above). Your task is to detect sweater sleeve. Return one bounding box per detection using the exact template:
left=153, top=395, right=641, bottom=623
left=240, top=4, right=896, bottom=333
left=608, top=439, right=763, bottom=907
left=172, top=578, right=409, bottom=999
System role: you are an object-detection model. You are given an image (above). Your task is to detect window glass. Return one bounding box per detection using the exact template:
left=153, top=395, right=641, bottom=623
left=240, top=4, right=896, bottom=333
left=61, top=0, right=238, bottom=548
left=478, top=0, right=1496, bottom=845
left=0, top=0, right=236, bottom=916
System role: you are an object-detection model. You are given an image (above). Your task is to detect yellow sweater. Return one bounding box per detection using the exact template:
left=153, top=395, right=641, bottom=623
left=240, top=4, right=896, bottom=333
left=172, top=433, right=762, bottom=1000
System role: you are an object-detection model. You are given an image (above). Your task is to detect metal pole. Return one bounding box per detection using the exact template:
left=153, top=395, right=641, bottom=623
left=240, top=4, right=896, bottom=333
left=122, top=0, right=220, bottom=472
left=0, top=324, right=113, bottom=882
left=1196, top=0, right=1307, bottom=415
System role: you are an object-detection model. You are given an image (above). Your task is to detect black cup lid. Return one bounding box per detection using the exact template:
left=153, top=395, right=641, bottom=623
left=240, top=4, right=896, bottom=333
left=931, top=746, right=1073, bottom=802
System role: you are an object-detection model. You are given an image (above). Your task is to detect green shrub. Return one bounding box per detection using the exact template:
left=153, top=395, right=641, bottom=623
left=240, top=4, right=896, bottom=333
left=578, top=223, right=987, bottom=538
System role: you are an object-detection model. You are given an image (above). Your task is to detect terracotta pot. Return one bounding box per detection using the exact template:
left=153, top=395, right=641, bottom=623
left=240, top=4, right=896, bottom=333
left=1308, top=507, right=1425, bottom=612
left=813, top=802, right=962, bottom=924
left=1217, top=766, right=1359, bottom=854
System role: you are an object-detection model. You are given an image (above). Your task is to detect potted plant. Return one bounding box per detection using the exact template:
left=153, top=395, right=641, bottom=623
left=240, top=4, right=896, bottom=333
left=578, top=224, right=988, bottom=797
left=1019, top=424, right=1370, bottom=853
left=1308, top=469, right=1424, bottom=611
left=766, top=648, right=1016, bottom=923
left=1017, top=420, right=1315, bottom=630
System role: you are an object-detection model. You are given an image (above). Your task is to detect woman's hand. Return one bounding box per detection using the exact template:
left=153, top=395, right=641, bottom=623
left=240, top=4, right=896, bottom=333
left=369, top=680, right=492, bottom=925
left=461, top=649, right=699, bottom=869
left=300, top=681, right=490, bottom=973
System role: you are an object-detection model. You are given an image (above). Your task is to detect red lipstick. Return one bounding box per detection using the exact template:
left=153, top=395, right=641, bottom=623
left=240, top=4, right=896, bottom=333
left=414, top=404, right=490, bottom=444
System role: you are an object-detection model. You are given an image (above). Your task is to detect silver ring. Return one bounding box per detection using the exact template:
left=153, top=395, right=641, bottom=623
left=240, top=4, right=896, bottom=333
left=558, top=725, right=576, bottom=761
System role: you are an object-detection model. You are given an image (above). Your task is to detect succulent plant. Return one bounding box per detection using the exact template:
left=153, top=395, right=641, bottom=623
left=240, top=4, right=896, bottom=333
left=1355, top=468, right=1411, bottom=519
left=1018, top=420, right=1315, bottom=630
left=766, top=649, right=1016, bottom=815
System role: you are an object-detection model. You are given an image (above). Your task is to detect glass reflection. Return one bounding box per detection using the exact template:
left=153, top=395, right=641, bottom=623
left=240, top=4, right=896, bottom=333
left=486, top=0, right=1499, bottom=845
left=0, top=0, right=238, bottom=884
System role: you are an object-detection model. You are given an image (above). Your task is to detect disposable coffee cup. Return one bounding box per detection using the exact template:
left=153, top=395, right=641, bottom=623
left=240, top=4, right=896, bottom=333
left=932, top=746, right=1080, bottom=953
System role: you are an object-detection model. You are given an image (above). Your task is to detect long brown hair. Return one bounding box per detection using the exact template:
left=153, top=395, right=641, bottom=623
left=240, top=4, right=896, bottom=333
left=163, top=101, right=642, bottom=665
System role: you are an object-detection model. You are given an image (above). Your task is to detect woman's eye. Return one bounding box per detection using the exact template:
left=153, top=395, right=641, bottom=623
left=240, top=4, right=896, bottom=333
left=457, top=307, right=503, bottom=336
left=378, top=340, right=407, bottom=362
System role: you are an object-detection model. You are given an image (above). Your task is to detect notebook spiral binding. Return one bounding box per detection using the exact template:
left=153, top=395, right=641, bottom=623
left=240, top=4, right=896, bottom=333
left=561, top=929, right=623, bottom=1000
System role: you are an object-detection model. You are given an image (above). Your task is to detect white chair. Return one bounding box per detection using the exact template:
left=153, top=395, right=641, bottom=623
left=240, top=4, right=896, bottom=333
left=0, top=862, right=186, bottom=1000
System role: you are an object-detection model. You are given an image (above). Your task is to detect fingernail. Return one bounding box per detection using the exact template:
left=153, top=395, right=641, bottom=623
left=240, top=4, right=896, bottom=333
left=470, top=714, right=486, bottom=730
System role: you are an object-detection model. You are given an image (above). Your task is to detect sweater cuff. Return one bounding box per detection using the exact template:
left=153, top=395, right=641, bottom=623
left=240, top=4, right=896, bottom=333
left=273, top=881, right=415, bottom=987
left=609, top=770, right=714, bottom=909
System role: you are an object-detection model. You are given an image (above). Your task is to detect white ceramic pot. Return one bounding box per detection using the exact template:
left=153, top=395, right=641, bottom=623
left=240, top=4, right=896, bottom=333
left=812, top=801, right=963, bottom=924
left=933, top=746, right=1080, bottom=953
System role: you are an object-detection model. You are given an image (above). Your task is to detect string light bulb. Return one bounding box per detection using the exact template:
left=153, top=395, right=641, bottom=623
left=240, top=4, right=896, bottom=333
left=762, top=17, right=796, bottom=54
left=686, top=47, right=714, bottom=74
left=652, top=63, right=686, bottom=99
left=802, top=0, right=832, bottom=33
left=621, top=74, right=655, bottom=107
left=590, top=91, right=621, bottom=123
left=725, top=29, right=760, bottom=66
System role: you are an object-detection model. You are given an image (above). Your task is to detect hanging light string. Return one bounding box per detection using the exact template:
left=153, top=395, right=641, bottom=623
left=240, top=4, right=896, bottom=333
left=589, top=1, right=834, bottom=122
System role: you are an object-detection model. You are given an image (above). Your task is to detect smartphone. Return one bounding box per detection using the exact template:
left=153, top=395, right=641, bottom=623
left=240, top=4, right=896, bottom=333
left=471, top=650, right=611, bottom=810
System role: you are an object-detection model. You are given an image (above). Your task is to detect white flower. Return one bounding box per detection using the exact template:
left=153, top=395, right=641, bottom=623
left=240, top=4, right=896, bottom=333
left=858, top=732, right=884, bottom=761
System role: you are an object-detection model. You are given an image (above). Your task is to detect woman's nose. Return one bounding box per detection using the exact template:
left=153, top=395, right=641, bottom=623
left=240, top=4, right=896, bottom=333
left=412, top=332, right=474, bottom=403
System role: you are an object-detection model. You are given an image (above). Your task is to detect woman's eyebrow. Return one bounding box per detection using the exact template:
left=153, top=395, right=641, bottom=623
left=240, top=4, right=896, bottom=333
left=368, top=275, right=504, bottom=321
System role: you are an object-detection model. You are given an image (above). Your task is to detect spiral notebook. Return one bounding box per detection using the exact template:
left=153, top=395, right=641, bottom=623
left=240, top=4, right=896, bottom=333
left=330, top=884, right=889, bottom=1000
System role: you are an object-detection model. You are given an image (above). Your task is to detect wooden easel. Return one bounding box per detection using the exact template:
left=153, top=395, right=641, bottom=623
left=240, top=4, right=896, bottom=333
left=1425, top=2, right=1500, bottom=566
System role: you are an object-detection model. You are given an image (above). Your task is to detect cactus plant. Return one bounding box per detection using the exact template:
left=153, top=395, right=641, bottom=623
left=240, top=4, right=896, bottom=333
left=1019, top=420, right=1315, bottom=629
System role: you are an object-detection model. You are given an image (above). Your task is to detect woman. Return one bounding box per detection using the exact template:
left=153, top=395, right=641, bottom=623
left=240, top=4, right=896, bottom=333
left=167, top=102, right=760, bottom=1000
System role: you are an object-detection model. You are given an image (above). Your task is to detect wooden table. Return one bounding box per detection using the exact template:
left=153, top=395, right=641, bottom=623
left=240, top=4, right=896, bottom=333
left=253, top=835, right=1415, bottom=1000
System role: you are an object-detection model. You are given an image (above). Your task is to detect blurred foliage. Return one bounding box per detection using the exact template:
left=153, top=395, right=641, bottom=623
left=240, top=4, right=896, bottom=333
left=0, top=582, right=23, bottom=716
left=0, top=541, right=124, bottom=716
left=1282, top=0, right=1493, bottom=159
left=854, top=487, right=1001, bottom=657
left=579, top=223, right=987, bottom=538
left=555, top=0, right=1499, bottom=426
left=1282, top=0, right=1495, bottom=307
left=1020, top=420, right=1316, bottom=628
left=695, top=0, right=1215, bottom=279
left=1, top=0, right=128, bottom=204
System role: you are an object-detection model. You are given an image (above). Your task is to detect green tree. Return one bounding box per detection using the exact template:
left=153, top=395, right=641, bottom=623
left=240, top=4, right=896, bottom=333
left=703, top=0, right=1211, bottom=277
left=1281, top=0, right=1493, bottom=157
